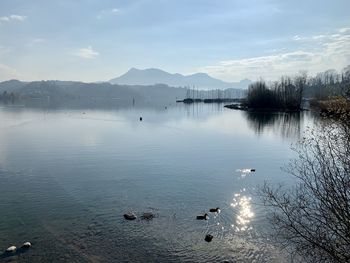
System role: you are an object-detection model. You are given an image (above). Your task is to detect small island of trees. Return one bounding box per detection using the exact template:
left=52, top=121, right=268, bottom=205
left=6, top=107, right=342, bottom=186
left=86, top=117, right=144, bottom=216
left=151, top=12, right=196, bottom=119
left=244, top=73, right=306, bottom=110
left=225, top=65, right=350, bottom=113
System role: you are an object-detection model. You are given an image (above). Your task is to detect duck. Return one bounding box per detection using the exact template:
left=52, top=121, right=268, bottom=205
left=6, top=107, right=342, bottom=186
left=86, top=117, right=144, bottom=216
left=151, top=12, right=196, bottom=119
left=123, top=212, right=137, bottom=220
left=141, top=212, right=154, bottom=220
left=6, top=246, right=16, bottom=253
left=196, top=213, right=208, bottom=220
left=209, top=207, right=220, bottom=213
left=21, top=242, right=31, bottom=249
left=205, top=234, right=213, bottom=242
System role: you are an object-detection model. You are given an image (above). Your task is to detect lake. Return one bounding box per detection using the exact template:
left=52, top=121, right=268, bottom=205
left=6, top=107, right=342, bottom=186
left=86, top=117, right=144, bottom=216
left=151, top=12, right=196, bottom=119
left=0, top=104, right=316, bottom=262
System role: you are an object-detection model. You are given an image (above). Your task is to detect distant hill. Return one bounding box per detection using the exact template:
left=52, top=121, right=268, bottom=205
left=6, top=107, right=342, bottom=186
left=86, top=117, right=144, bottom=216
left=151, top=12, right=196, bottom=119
left=109, top=68, right=251, bottom=90
left=0, top=79, right=27, bottom=92
left=0, top=77, right=247, bottom=108
left=0, top=80, right=187, bottom=108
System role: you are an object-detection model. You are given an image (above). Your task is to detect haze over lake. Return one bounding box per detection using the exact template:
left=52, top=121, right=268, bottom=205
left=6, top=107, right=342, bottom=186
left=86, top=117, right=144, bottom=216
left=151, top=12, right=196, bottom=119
left=0, top=104, right=316, bottom=262
left=1, top=0, right=349, bottom=261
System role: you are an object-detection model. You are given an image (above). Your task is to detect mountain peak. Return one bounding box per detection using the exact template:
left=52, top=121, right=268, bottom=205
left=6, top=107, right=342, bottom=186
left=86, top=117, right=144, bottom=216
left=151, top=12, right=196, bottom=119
left=109, top=68, right=251, bottom=89
left=190, top=72, right=209, bottom=77
left=127, top=67, right=140, bottom=72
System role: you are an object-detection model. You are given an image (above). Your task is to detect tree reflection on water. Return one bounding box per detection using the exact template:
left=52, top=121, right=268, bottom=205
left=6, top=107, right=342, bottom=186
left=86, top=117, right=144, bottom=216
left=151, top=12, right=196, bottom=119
left=245, top=111, right=304, bottom=139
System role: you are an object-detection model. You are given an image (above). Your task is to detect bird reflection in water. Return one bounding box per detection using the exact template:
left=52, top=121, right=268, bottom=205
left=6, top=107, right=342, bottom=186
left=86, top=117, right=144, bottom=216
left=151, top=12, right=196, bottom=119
left=231, top=190, right=254, bottom=232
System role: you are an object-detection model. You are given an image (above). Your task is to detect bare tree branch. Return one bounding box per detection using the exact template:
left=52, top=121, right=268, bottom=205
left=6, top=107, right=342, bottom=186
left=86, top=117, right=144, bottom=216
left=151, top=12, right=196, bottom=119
left=260, top=110, right=350, bottom=262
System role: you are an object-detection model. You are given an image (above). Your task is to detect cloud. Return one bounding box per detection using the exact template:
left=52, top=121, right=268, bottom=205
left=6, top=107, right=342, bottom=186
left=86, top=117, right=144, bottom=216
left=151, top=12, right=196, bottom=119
left=201, top=51, right=319, bottom=81
left=74, top=46, right=99, bottom=59
left=0, top=45, right=10, bottom=56
left=339, top=28, right=350, bottom=34
left=32, top=38, right=45, bottom=44
left=0, top=62, right=35, bottom=81
left=9, top=15, right=26, bottom=21
left=96, top=8, right=120, bottom=19
left=0, top=14, right=27, bottom=24
left=0, top=17, right=10, bottom=22
left=199, top=27, right=350, bottom=81
left=312, top=35, right=327, bottom=40
left=27, top=38, right=46, bottom=47
left=0, top=63, right=20, bottom=80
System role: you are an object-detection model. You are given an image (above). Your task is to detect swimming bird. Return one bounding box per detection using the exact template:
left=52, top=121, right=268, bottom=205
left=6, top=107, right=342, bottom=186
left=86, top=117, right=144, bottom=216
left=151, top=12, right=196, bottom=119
left=21, top=242, right=31, bottom=249
left=238, top=168, right=256, bottom=173
left=209, top=207, right=220, bottom=213
left=141, top=212, right=154, bottom=220
left=6, top=246, right=16, bottom=253
left=196, top=213, right=209, bottom=220
left=123, top=212, right=137, bottom=220
left=205, top=234, right=213, bottom=242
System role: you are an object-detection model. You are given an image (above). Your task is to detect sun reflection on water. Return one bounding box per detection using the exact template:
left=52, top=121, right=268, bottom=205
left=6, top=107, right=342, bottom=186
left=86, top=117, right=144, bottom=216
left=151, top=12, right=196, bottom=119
left=231, top=190, right=254, bottom=232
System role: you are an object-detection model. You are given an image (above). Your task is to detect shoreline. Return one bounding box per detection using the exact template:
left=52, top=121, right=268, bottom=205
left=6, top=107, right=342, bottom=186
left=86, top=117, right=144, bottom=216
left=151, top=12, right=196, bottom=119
left=224, top=103, right=305, bottom=112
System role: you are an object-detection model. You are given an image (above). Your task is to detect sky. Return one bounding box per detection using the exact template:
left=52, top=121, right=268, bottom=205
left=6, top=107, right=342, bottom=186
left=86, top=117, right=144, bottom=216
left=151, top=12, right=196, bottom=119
left=0, top=0, right=349, bottom=82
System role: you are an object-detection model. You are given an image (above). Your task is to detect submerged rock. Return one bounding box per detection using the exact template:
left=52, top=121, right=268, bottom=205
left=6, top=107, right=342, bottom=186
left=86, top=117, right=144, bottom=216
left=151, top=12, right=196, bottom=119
left=123, top=212, right=137, bottom=220
left=205, top=234, right=213, bottom=242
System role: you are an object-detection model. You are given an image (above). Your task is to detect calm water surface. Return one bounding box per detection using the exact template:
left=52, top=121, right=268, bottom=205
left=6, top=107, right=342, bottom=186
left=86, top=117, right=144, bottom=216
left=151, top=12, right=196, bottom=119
left=0, top=104, right=316, bottom=262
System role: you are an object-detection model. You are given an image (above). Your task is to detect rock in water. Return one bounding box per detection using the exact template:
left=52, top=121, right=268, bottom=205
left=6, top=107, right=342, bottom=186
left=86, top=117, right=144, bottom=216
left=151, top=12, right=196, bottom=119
left=205, top=234, right=213, bottom=242
left=123, top=212, right=137, bottom=220
left=21, top=242, right=31, bottom=248
left=6, top=246, right=16, bottom=252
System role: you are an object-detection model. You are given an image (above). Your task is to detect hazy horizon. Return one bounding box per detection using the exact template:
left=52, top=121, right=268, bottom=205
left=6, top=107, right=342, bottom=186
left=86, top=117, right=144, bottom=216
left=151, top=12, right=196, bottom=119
left=0, top=0, right=349, bottom=83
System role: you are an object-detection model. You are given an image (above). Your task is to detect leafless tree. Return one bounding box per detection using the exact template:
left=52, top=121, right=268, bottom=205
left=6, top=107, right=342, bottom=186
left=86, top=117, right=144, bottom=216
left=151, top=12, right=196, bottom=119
left=341, top=66, right=350, bottom=100
left=261, top=111, right=350, bottom=262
